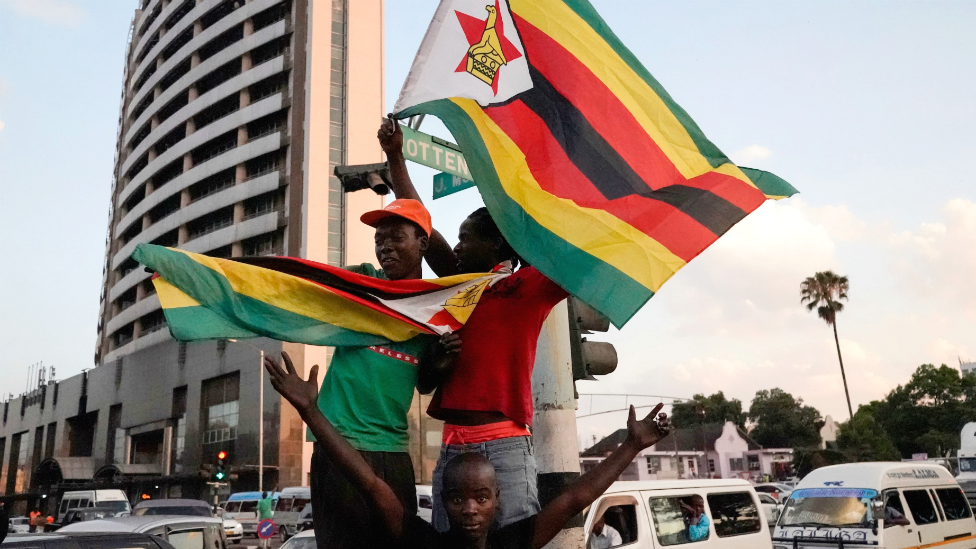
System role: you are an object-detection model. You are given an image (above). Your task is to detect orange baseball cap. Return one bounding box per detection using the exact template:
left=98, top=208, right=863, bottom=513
left=360, top=199, right=432, bottom=236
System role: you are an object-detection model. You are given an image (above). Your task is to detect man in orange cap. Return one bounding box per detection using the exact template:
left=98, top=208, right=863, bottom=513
left=306, top=198, right=459, bottom=549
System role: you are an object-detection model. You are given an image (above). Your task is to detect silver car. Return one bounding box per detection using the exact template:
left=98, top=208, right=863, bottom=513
left=59, top=515, right=226, bottom=549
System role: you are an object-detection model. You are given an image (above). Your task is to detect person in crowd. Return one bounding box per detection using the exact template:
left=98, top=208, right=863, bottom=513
left=263, top=351, right=671, bottom=549
left=379, top=116, right=569, bottom=531
left=587, top=512, right=622, bottom=549
left=680, top=496, right=709, bottom=541
left=308, top=199, right=461, bottom=549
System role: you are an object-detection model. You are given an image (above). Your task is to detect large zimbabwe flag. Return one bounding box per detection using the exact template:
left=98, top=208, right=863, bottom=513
left=133, top=244, right=509, bottom=346
left=393, top=0, right=798, bottom=327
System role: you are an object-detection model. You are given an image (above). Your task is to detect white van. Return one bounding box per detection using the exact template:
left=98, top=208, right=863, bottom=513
left=57, top=489, right=130, bottom=521
left=583, top=479, right=773, bottom=549
left=772, top=462, right=976, bottom=548
left=274, top=487, right=311, bottom=541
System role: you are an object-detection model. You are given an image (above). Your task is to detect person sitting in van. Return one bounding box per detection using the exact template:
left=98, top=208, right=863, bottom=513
left=680, top=496, right=709, bottom=542
left=263, top=352, right=672, bottom=549
left=587, top=512, right=622, bottom=549
left=884, top=493, right=910, bottom=527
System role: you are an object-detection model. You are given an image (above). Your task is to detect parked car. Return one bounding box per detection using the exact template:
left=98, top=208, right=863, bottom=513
left=756, top=493, right=782, bottom=526
left=296, top=504, right=312, bottom=533
left=132, top=499, right=212, bottom=517
left=223, top=518, right=243, bottom=545
left=57, top=490, right=131, bottom=522
left=753, top=483, right=794, bottom=502
left=416, top=485, right=433, bottom=524
left=58, top=515, right=226, bottom=549
left=279, top=529, right=316, bottom=549
left=773, top=462, right=976, bottom=549
left=5, top=519, right=29, bottom=535
left=583, top=479, right=772, bottom=548
left=274, top=487, right=310, bottom=541
left=3, top=532, right=179, bottom=548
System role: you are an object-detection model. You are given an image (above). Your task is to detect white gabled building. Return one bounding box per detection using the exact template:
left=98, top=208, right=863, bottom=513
left=580, top=421, right=794, bottom=482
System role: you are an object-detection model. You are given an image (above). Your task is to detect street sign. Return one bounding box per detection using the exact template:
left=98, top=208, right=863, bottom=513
left=433, top=172, right=476, bottom=200
left=401, top=125, right=473, bottom=181
left=912, top=453, right=929, bottom=461
left=257, top=519, right=275, bottom=540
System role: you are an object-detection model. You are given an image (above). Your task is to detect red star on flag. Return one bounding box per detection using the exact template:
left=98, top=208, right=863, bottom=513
left=454, top=0, right=523, bottom=95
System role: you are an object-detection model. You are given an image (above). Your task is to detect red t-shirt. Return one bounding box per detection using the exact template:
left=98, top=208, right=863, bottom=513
left=427, top=266, right=569, bottom=427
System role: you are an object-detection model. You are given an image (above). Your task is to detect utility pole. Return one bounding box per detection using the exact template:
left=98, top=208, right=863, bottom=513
left=532, top=301, right=584, bottom=549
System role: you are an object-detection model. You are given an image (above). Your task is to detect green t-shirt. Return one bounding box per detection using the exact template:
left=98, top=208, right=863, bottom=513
left=257, top=497, right=274, bottom=519
left=309, top=263, right=434, bottom=452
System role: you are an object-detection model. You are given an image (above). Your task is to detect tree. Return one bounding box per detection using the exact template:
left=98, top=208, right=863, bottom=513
left=671, top=392, right=746, bottom=429
left=748, top=388, right=822, bottom=449
left=872, top=364, right=976, bottom=458
left=836, top=407, right=900, bottom=461
left=801, top=271, right=853, bottom=420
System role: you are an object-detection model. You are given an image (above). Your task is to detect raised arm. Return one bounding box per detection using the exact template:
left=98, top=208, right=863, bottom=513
left=531, top=404, right=670, bottom=549
left=378, top=115, right=460, bottom=276
left=417, top=333, right=462, bottom=394
left=264, top=352, right=406, bottom=537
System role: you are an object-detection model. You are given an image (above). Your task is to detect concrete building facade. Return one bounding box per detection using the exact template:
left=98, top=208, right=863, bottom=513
left=1, top=0, right=449, bottom=513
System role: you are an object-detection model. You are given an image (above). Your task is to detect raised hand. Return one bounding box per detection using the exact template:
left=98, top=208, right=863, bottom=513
left=626, top=403, right=671, bottom=450
left=377, top=114, right=403, bottom=156
left=264, top=351, right=319, bottom=417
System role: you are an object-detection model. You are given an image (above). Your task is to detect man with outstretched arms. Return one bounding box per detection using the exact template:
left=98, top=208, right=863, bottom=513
left=265, top=351, right=671, bottom=549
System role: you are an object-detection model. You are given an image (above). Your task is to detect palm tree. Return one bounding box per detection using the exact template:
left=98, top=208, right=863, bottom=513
left=801, top=271, right=853, bottom=420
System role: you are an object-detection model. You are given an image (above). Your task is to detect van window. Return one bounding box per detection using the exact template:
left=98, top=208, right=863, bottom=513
left=277, top=498, right=294, bottom=512
left=601, top=504, right=639, bottom=545
left=649, top=496, right=709, bottom=545
left=293, top=498, right=310, bottom=512
left=904, top=490, right=939, bottom=525
left=935, top=488, right=973, bottom=521
left=239, top=500, right=257, bottom=513
left=225, top=501, right=241, bottom=512
left=168, top=527, right=206, bottom=549
left=706, top=492, right=762, bottom=537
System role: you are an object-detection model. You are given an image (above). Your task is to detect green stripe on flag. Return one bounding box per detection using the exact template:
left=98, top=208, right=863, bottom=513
left=134, top=245, right=392, bottom=347
left=405, top=99, right=655, bottom=328
left=739, top=167, right=798, bottom=199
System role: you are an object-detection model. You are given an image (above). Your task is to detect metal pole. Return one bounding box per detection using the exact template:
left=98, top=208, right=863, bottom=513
left=532, top=300, right=584, bottom=549
left=259, top=349, right=264, bottom=493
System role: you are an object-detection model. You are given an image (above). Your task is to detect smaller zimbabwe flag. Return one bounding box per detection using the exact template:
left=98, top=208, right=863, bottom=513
left=393, top=0, right=798, bottom=328
left=132, top=244, right=509, bottom=346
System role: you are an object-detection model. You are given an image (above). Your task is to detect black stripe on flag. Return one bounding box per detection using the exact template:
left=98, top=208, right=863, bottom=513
left=516, top=66, right=748, bottom=237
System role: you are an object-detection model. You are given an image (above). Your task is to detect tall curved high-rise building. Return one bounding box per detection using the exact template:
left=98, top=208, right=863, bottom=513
left=91, top=0, right=386, bottom=489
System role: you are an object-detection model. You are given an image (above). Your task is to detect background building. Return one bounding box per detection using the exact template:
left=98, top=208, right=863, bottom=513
left=1, top=0, right=446, bottom=513
left=580, top=422, right=794, bottom=482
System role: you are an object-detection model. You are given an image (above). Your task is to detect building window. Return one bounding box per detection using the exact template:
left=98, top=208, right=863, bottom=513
left=113, top=428, right=126, bottom=464
left=172, top=386, right=187, bottom=473
left=14, top=431, right=30, bottom=493
left=646, top=455, right=661, bottom=474
left=202, top=373, right=240, bottom=445
left=747, top=454, right=760, bottom=471
left=708, top=459, right=716, bottom=473
left=106, top=404, right=123, bottom=464
left=327, top=0, right=347, bottom=266
left=729, top=458, right=744, bottom=472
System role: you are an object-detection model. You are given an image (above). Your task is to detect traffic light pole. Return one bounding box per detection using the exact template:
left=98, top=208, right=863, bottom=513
left=532, top=300, right=584, bottom=549
left=258, top=348, right=264, bottom=493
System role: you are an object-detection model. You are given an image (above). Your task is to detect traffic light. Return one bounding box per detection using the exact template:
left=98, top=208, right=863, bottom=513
left=568, top=297, right=618, bottom=383
left=334, top=163, right=392, bottom=195
left=214, top=451, right=228, bottom=481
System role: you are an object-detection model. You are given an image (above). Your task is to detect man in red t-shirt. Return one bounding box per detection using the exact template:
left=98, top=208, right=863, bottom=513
left=380, top=118, right=569, bottom=531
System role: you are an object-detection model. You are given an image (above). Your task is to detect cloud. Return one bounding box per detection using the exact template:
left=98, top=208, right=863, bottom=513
left=731, top=145, right=772, bottom=165
left=0, top=0, right=85, bottom=26
left=886, top=198, right=976, bottom=309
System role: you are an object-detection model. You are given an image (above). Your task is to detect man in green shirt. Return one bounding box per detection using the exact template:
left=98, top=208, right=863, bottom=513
left=308, top=198, right=460, bottom=549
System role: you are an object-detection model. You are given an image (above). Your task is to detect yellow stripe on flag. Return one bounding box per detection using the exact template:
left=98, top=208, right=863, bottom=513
left=511, top=0, right=756, bottom=189
left=453, top=99, right=686, bottom=292
left=154, top=277, right=202, bottom=309
left=167, top=249, right=425, bottom=341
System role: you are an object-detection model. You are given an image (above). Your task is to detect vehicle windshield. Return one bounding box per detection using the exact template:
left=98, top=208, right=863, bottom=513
left=960, top=458, right=976, bottom=473
left=134, top=506, right=211, bottom=516
left=98, top=500, right=131, bottom=513
left=779, top=488, right=879, bottom=527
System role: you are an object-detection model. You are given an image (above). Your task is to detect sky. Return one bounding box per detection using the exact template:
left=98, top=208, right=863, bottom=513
left=1, top=1, right=974, bottom=446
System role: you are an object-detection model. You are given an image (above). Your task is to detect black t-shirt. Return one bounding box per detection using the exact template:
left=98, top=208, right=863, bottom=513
left=401, top=515, right=536, bottom=549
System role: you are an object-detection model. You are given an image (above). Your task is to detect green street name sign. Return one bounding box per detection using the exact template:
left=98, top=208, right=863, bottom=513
left=401, top=125, right=473, bottom=181
left=433, top=172, right=476, bottom=200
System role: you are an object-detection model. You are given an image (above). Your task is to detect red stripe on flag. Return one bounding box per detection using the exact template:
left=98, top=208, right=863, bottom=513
left=484, top=100, right=718, bottom=262
left=515, top=14, right=764, bottom=211
left=271, top=256, right=450, bottom=294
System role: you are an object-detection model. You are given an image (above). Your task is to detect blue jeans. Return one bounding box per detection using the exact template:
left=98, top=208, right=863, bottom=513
left=431, top=435, right=540, bottom=532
